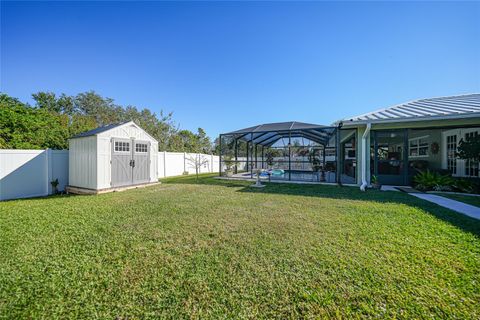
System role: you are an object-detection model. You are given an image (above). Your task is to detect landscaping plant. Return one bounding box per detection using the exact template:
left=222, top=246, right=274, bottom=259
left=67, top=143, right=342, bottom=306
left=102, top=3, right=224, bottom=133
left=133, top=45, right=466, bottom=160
left=413, top=170, right=454, bottom=191
left=50, top=178, right=59, bottom=194
left=223, top=155, right=238, bottom=177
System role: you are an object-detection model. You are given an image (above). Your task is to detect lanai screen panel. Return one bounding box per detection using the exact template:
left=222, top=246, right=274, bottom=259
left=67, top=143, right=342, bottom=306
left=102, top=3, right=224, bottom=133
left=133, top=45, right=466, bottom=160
left=220, top=122, right=340, bottom=182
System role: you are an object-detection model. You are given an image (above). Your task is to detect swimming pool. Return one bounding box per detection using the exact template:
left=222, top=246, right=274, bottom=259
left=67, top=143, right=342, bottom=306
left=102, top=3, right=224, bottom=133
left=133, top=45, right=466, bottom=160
left=239, top=170, right=338, bottom=183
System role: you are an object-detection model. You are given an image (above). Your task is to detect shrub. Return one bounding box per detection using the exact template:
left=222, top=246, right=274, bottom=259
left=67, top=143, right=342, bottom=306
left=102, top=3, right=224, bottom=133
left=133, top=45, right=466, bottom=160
left=453, top=179, right=480, bottom=194
left=433, top=185, right=452, bottom=192
left=413, top=170, right=454, bottom=191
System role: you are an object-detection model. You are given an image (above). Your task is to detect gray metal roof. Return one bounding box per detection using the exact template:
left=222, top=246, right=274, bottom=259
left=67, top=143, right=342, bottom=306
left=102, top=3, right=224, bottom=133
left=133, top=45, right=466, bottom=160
left=71, top=121, right=130, bottom=138
left=223, top=121, right=336, bottom=146
left=342, top=93, right=480, bottom=124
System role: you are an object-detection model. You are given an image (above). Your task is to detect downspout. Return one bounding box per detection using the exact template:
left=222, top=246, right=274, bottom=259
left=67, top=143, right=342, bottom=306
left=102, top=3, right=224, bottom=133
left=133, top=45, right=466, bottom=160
left=360, top=122, right=371, bottom=191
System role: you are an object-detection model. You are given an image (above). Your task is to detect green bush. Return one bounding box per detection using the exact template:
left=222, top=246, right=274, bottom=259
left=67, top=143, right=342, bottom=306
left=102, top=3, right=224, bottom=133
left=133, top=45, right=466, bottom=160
left=413, top=170, right=454, bottom=191
left=453, top=179, right=480, bottom=194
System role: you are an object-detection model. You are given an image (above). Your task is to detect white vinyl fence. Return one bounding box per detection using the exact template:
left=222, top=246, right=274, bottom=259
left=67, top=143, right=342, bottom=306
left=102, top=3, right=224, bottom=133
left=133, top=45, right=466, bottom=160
left=0, top=149, right=219, bottom=201
left=0, top=149, right=69, bottom=201
left=157, top=152, right=220, bottom=178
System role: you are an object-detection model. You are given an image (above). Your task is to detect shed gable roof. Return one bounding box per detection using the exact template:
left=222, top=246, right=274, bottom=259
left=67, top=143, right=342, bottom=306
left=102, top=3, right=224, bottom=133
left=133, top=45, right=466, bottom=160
left=71, top=121, right=130, bottom=138
left=71, top=121, right=157, bottom=142
left=342, top=93, right=480, bottom=124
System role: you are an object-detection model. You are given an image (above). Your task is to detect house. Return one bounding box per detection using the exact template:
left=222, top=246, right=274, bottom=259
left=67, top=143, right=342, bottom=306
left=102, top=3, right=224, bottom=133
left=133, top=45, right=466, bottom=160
left=219, top=94, right=480, bottom=189
left=341, top=93, right=480, bottom=189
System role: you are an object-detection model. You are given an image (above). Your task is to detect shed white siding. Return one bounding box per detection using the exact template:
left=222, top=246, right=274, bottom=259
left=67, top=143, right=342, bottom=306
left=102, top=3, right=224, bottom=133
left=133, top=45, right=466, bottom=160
left=69, top=136, right=97, bottom=189
left=96, top=135, right=112, bottom=189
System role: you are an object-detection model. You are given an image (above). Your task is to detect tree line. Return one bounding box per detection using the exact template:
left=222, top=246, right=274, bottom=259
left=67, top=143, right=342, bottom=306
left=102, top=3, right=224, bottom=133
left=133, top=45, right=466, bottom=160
left=0, top=91, right=215, bottom=153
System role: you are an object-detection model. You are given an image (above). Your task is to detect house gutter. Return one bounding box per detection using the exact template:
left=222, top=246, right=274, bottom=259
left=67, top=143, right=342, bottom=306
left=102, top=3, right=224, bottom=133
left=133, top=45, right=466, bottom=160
left=360, top=122, right=371, bottom=191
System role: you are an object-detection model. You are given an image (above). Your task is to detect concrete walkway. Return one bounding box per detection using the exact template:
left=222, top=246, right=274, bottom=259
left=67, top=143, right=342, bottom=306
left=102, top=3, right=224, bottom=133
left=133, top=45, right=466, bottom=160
left=410, top=193, right=480, bottom=220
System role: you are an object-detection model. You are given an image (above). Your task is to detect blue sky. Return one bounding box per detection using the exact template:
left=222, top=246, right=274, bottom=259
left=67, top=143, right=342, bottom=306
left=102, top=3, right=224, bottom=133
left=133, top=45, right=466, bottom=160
left=1, top=1, right=479, bottom=138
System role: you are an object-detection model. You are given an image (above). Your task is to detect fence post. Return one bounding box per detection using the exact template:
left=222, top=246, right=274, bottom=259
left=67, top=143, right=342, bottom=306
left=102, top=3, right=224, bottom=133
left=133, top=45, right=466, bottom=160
left=46, top=149, right=53, bottom=195
left=183, top=152, right=186, bottom=174
left=163, top=151, right=167, bottom=178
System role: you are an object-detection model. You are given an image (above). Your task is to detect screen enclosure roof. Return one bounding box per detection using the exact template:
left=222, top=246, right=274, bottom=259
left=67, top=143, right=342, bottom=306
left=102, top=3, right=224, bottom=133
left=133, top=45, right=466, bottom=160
left=222, top=121, right=337, bottom=147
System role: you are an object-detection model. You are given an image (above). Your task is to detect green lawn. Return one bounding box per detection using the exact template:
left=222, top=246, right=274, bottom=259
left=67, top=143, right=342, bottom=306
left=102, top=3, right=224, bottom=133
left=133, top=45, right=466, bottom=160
left=439, top=193, right=480, bottom=208
left=1, top=174, right=479, bottom=319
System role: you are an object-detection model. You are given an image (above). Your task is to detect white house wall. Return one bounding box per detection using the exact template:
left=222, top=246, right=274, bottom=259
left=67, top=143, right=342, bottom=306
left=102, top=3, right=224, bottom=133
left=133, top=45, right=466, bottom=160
left=69, top=136, right=97, bottom=189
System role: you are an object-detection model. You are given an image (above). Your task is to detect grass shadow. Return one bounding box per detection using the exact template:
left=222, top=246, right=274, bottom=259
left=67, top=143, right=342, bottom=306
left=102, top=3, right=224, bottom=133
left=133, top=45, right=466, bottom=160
left=0, top=192, right=80, bottom=203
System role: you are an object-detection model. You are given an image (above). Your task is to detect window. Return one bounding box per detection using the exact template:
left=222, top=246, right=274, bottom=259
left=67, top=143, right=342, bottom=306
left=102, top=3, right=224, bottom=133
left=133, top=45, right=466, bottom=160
left=135, top=143, right=148, bottom=153
left=409, top=136, right=429, bottom=157
left=114, top=141, right=130, bottom=152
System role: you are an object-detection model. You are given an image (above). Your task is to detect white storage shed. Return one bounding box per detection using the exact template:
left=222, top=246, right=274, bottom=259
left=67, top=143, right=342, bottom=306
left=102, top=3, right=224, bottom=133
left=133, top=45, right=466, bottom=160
left=68, top=121, right=158, bottom=192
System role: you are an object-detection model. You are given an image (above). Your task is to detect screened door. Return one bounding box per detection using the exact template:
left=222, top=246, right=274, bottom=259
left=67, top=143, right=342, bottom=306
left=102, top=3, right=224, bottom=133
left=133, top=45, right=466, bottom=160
left=373, top=130, right=408, bottom=185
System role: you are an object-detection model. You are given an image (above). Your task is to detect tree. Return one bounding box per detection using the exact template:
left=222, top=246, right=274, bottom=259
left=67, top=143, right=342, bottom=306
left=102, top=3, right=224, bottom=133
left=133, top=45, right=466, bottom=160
left=0, top=94, right=70, bottom=149
left=75, top=91, right=120, bottom=126
left=1, top=91, right=213, bottom=152
left=32, top=92, right=59, bottom=112
left=213, top=137, right=221, bottom=155
left=196, top=128, right=212, bottom=154
left=185, top=154, right=210, bottom=182
left=457, top=135, right=480, bottom=162
left=167, top=128, right=213, bottom=153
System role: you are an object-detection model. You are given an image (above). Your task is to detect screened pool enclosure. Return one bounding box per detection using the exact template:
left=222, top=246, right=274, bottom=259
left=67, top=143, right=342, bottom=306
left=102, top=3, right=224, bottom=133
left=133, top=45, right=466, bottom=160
left=219, top=122, right=357, bottom=184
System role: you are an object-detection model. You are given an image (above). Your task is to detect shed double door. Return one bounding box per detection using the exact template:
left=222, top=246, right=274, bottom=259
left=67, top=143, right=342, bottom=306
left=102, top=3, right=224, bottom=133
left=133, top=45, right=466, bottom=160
left=111, top=139, right=150, bottom=187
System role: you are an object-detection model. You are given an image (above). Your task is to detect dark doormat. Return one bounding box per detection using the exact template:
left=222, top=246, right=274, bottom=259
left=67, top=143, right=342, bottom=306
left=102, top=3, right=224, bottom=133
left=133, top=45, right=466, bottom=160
left=395, top=186, right=423, bottom=193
